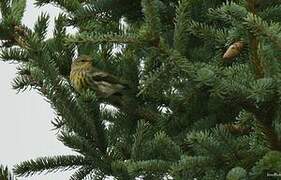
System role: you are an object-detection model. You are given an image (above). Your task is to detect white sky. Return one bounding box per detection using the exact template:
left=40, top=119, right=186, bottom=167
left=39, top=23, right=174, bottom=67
left=0, top=1, right=76, bottom=179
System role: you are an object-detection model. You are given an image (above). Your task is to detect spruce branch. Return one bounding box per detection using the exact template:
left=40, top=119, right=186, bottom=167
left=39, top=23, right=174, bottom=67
left=34, top=0, right=81, bottom=12
left=208, top=1, right=248, bottom=24
left=34, top=13, right=50, bottom=41
left=58, top=132, right=111, bottom=173
left=5, top=26, right=108, bottom=156
left=0, top=47, right=29, bottom=62
left=249, top=32, right=264, bottom=78
left=259, top=4, right=281, bottom=22
left=251, top=151, right=281, bottom=178
left=116, top=160, right=173, bottom=177
left=65, top=33, right=137, bottom=45
left=174, top=0, right=190, bottom=55
left=13, top=155, right=87, bottom=177
left=69, top=166, right=95, bottom=180
left=69, top=2, right=111, bottom=26
left=0, top=165, right=17, bottom=180
left=256, top=119, right=281, bottom=151
left=140, top=0, right=162, bottom=47
left=170, top=156, right=212, bottom=179
left=141, top=0, right=161, bottom=36
left=1, top=0, right=281, bottom=179
left=58, top=132, right=103, bottom=158
left=243, top=0, right=281, bottom=152
left=245, top=13, right=281, bottom=51
left=246, top=0, right=264, bottom=79
left=187, top=20, right=227, bottom=45
left=0, top=0, right=12, bottom=17
left=9, top=0, right=27, bottom=24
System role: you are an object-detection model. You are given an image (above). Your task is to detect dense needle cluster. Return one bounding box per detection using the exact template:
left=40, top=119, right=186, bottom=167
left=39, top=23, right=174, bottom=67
left=0, top=0, right=281, bottom=179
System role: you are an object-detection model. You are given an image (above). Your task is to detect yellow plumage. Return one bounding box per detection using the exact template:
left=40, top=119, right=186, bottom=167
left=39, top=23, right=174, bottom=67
left=70, top=55, right=126, bottom=98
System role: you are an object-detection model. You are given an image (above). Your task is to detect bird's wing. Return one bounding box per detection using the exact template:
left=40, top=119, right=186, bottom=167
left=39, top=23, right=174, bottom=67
left=88, top=68, right=128, bottom=86
left=85, top=69, right=128, bottom=97
left=91, top=71, right=121, bottom=84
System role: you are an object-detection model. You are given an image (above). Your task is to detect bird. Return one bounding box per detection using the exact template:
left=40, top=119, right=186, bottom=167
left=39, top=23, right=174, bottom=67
left=70, top=55, right=128, bottom=99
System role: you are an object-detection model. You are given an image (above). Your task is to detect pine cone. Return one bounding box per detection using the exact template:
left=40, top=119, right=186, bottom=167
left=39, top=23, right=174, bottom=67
left=223, top=41, right=244, bottom=60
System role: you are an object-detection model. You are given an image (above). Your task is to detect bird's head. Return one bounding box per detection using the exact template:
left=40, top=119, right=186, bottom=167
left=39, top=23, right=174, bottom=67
left=71, top=55, right=93, bottom=70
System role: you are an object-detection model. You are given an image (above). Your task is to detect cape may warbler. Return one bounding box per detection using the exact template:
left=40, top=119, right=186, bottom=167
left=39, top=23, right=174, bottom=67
left=70, top=55, right=127, bottom=98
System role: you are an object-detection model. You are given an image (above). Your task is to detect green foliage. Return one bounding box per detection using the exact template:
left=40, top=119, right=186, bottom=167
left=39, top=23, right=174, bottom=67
left=174, top=0, right=190, bottom=55
left=34, top=0, right=80, bottom=12
left=251, top=151, right=281, bottom=179
left=1, top=0, right=281, bottom=179
left=34, top=13, right=49, bottom=41
left=226, top=167, right=247, bottom=180
left=13, top=155, right=87, bottom=177
left=0, top=165, right=17, bottom=180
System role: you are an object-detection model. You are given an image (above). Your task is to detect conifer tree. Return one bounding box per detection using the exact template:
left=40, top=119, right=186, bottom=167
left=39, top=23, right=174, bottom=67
left=0, top=165, right=17, bottom=180
left=1, top=0, right=281, bottom=179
